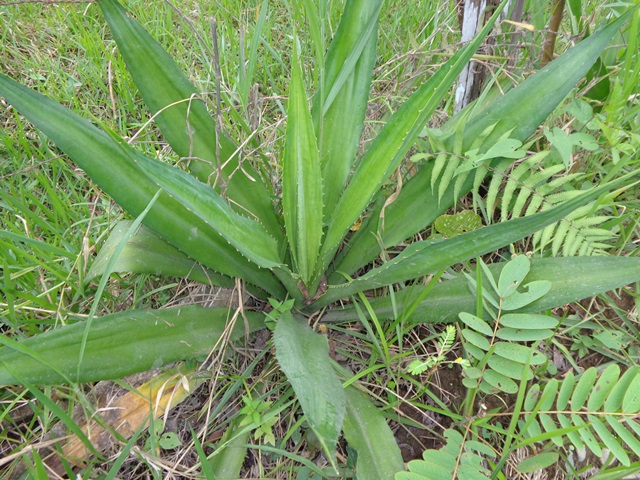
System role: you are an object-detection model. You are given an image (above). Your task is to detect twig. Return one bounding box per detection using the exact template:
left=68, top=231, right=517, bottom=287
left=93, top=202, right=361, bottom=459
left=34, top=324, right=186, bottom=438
left=211, top=19, right=225, bottom=193
left=541, top=0, right=566, bottom=66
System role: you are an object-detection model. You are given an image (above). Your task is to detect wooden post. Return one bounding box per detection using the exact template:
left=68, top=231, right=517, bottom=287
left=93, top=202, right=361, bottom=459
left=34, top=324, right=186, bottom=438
left=454, top=0, right=525, bottom=112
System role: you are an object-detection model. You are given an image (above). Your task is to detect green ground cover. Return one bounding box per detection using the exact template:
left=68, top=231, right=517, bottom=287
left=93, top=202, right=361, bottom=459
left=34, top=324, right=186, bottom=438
left=1, top=1, right=639, bottom=478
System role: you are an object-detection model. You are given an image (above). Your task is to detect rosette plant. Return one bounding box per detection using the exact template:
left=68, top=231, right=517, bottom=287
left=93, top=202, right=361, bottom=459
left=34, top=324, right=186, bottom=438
left=1, top=0, right=639, bottom=476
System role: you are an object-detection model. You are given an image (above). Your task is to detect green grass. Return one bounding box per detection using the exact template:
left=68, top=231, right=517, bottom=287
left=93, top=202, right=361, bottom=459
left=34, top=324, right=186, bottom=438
left=1, top=0, right=639, bottom=478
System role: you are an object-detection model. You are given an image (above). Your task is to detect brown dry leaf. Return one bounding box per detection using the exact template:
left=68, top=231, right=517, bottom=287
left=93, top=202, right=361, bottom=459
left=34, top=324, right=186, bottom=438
left=61, top=363, right=204, bottom=467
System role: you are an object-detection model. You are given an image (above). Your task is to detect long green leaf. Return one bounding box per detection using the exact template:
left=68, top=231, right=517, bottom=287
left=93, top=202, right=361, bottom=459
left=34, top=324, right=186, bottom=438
left=282, top=50, right=324, bottom=286
left=311, top=0, right=382, bottom=221
left=319, top=256, right=640, bottom=323
left=99, top=0, right=281, bottom=239
left=133, top=149, right=282, bottom=268
left=273, top=312, right=345, bottom=461
left=86, top=221, right=234, bottom=288
left=0, top=230, right=74, bottom=259
left=334, top=10, right=633, bottom=276
left=0, top=74, right=286, bottom=297
left=208, top=417, right=250, bottom=480
left=316, top=0, right=509, bottom=283
left=0, top=306, right=265, bottom=385
left=343, top=386, right=404, bottom=480
left=314, top=174, right=637, bottom=306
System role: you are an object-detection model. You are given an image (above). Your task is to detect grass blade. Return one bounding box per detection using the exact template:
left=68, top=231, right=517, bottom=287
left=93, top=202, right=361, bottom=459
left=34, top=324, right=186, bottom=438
left=239, top=0, right=269, bottom=108
left=12, top=376, right=103, bottom=458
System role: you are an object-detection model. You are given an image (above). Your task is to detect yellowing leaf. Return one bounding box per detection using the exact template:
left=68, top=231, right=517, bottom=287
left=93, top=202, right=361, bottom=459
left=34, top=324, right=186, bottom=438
left=62, top=364, right=204, bottom=467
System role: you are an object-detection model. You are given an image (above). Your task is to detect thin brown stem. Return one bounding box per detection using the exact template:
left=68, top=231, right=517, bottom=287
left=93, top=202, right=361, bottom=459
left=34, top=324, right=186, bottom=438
left=210, top=19, right=225, bottom=193
left=541, top=0, right=566, bottom=66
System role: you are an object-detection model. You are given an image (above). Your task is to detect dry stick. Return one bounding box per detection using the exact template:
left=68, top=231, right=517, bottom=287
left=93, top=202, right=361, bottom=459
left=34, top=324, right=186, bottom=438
left=107, top=55, right=118, bottom=124
left=541, top=0, right=566, bottom=66
left=239, top=25, right=246, bottom=102
left=210, top=19, right=226, bottom=194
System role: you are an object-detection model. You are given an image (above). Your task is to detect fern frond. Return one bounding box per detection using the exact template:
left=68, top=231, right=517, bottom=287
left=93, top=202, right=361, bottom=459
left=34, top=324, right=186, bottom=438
left=427, top=122, right=499, bottom=205
left=438, top=156, right=462, bottom=203
left=484, top=159, right=509, bottom=219
left=520, top=365, right=640, bottom=467
left=460, top=256, right=554, bottom=394
left=532, top=208, right=614, bottom=256
left=482, top=151, right=620, bottom=256
left=407, top=325, right=459, bottom=375
left=461, top=311, right=553, bottom=394
left=395, top=429, right=495, bottom=480
left=431, top=152, right=449, bottom=192
left=424, top=123, right=620, bottom=257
